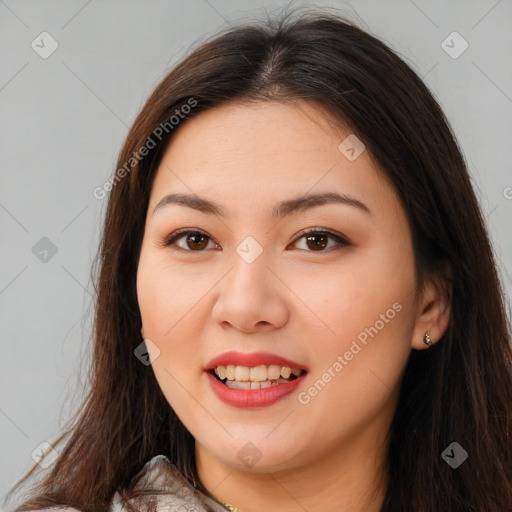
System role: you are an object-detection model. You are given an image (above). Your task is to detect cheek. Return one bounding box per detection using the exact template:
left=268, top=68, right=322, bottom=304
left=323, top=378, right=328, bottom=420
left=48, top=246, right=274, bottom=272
left=137, top=249, right=211, bottom=340
left=291, top=300, right=414, bottom=454
left=288, top=245, right=416, bottom=408
left=136, top=254, right=202, bottom=394
left=137, top=259, right=206, bottom=421
left=286, top=252, right=414, bottom=359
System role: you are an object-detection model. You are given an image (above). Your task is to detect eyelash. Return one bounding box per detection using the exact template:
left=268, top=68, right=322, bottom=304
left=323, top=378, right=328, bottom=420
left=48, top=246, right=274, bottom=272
left=159, top=227, right=350, bottom=253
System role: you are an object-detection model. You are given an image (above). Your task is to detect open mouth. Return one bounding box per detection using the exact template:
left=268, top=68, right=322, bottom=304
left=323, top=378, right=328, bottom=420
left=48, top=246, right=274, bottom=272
left=209, top=364, right=307, bottom=390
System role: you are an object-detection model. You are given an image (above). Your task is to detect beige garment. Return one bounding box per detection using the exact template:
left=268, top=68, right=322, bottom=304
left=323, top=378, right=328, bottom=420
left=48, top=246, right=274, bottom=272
left=29, top=455, right=228, bottom=512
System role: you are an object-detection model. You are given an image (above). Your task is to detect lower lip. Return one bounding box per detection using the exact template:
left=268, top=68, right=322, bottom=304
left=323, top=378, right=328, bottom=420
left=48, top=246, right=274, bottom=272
left=206, top=371, right=307, bottom=408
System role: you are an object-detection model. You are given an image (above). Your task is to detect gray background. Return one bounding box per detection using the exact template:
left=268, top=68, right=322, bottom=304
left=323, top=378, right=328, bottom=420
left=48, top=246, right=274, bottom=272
left=1, top=0, right=511, bottom=505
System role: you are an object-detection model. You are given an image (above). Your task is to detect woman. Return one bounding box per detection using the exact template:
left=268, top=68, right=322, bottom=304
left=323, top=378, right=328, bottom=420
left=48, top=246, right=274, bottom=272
left=6, top=8, right=512, bottom=512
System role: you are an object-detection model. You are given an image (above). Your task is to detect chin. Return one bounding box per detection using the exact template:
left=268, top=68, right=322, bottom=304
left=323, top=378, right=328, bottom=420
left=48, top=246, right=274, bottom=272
left=201, top=434, right=308, bottom=472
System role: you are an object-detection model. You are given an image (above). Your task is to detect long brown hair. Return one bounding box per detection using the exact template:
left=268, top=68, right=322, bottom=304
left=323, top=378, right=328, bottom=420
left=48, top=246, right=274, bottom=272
left=6, top=7, right=512, bottom=512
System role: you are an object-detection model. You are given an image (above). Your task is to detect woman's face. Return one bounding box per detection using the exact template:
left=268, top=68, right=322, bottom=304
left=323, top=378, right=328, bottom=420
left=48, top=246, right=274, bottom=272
left=136, top=100, right=427, bottom=473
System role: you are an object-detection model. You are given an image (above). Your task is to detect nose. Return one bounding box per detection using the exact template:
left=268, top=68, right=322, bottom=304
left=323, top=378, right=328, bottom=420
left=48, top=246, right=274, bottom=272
left=211, top=254, right=289, bottom=334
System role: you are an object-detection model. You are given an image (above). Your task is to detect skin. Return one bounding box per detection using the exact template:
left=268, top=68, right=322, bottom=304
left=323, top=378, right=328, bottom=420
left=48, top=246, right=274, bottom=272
left=136, top=100, right=451, bottom=512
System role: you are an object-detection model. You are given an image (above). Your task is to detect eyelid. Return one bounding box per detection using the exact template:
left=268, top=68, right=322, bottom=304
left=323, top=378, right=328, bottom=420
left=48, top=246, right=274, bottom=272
left=290, top=227, right=350, bottom=248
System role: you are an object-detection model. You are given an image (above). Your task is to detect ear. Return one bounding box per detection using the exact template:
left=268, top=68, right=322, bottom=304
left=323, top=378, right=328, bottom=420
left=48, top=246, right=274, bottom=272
left=140, top=325, right=145, bottom=339
left=411, top=262, right=452, bottom=350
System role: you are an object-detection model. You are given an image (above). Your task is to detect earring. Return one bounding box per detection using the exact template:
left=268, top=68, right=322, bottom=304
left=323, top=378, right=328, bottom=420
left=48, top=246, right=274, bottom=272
left=424, top=330, right=433, bottom=346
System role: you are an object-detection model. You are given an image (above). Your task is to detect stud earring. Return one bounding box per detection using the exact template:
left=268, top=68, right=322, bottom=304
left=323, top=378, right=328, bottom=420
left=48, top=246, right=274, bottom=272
left=424, top=330, right=433, bottom=346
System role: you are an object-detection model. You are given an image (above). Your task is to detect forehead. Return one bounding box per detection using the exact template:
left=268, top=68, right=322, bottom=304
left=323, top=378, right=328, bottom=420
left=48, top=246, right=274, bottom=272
left=161, top=100, right=348, bottom=166
left=149, top=100, right=400, bottom=219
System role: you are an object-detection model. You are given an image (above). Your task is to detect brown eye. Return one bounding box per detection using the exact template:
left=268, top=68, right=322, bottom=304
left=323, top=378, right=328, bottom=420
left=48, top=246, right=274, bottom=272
left=291, top=229, right=350, bottom=252
left=184, top=233, right=209, bottom=250
left=163, top=230, right=217, bottom=251
left=162, top=228, right=349, bottom=253
left=304, top=233, right=329, bottom=251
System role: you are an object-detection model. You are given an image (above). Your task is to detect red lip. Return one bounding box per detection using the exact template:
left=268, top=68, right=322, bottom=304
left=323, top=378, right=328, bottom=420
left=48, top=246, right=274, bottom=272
left=205, top=370, right=308, bottom=408
left=205, top=351, right=308, bottom=371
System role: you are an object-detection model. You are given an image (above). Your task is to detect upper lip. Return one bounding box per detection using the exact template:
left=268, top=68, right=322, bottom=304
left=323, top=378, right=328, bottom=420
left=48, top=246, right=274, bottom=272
left=205, top=351, right=308, bottom=371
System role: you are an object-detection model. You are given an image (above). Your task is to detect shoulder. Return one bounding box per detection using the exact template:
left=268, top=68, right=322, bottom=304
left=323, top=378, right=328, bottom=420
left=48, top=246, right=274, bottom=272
left=20, top=509, right=81, bottom=512
left=114, top=454, right=227, bottom=512
left=17, top=456, right=226, bottom=512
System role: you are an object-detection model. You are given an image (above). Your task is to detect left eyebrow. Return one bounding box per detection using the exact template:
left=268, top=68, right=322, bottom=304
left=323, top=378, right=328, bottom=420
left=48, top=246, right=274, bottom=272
left=270, top=191, right=371, bottom=218
left=152, top=191, right=372, bottom=218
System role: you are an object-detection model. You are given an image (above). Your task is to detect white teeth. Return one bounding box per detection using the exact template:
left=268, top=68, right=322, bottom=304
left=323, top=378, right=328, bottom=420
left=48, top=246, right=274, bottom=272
left=267, top=365, right=281, bottom=380
left=214, top=364, right=303, bottom=382
left=224, top=379, right=287, bottom=390
left=213, top=363, right=305, bottom=389
left=280, top=367, right=291, bottom=379
left=225, top=365, right=235, bottom=381
left=250, top=365, right=268, bottom=381
left=225, top=380, right=251, bottom=390
left=234, top=365, right=250, bottom=381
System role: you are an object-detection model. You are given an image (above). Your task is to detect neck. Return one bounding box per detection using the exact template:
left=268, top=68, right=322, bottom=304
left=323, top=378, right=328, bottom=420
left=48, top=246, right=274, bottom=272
left=195, top=418, right=390, bottom=512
